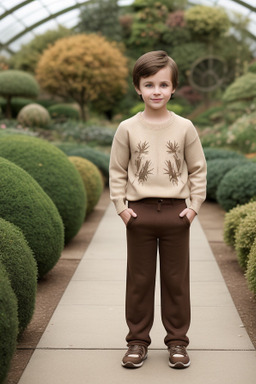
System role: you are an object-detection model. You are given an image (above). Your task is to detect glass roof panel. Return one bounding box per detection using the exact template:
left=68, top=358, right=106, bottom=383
left=0, top=0, right=255, bottom=56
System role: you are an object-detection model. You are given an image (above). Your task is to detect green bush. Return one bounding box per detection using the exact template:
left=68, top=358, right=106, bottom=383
left=0, top=70, right=39, bottom=118
left=0, top=157, right=64, bottom=278
left=248, top=62, right=256, bottom=74
left=226, top=112, right=256, bottom=153
left=223, top=201, right=256, bottom=247
left=206, top=158, right=248, bottom=200
left=56, top=143, right=110, bottom=182
left=216, top=163, right=256, bottom=211
left=0, top=97, right=35, bottom=118
left=235, top=212, right=256, bottom=270
left=222, top=73, right=256, bottom=102
left=0, top=218, right=37, bottom=334
left=0, top=135, right=86, bottom=244
left=17, top=103, right=51, bottom=128
left=203, top=147, right=244, bottom=161
left=246, top=238, right=256, bottom=293
left=69, top=156, right=104, bottom=215
left=48, top=103, right=80, bottom=121
left=0, top=263, right=18, bottom=384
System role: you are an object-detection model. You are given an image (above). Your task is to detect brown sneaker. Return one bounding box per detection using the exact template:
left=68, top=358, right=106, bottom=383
left=168, top=345, right=190, bottom=369
left=121, top=345, right=148, bottom=368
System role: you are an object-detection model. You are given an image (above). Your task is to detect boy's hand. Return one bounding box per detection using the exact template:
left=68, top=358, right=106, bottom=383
left=119, top=208, right=137, bottom=226
left=179, top=208, right=196, bottom=224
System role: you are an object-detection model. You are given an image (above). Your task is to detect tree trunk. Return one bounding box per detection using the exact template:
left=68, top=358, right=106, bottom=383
left=5, top=96, right=12, bottom=119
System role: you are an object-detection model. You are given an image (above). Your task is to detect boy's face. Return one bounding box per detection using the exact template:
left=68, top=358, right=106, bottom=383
left=135, top=66, right=175, bottom=111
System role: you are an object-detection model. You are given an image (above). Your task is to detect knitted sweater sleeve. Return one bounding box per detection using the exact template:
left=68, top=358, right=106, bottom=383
left=109, top=124, right=130, bottom=214
left=185, top=124, right=207, bottom=214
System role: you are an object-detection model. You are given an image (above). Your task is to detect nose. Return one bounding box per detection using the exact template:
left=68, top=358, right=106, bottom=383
left=153, top=86, right=161, bottom=94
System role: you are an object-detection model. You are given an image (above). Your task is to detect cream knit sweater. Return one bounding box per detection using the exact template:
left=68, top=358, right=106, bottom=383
left=109, top=112, right=207, bottom=214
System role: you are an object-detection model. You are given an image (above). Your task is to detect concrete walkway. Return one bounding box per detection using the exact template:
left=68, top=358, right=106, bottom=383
left=18, top=202, right=256, bottom=384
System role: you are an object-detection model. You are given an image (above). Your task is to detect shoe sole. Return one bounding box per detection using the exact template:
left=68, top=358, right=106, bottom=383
left=121, top=354, right=148, bottom=369
left=169, top=360, right=190, bottom=369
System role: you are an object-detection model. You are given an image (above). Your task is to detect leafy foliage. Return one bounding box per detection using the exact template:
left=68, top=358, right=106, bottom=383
left=223, top=201, right=256, bottom=247
left=0, top=70, right=39, bottom=118
left=226, top=112, right=256, bottom=153
left=77, top=0, right=122, bottom=41
left=222, top=73, right=256, bottom=102
left=184, top=5, right=230, bottom=41
left=216, top=163, right=256, bottom=211
left=246, top=238, right=256, bottom=293
left=48, top=104, right=80, bottom=122
left=235, top=212, right=256, bottom=270
left=206, top=158, right=248, bottom=201
left=69, top=156, right=104, bottom=215
left=0, top=218, right=37, bottom=334
left=10, top=26, right=71, bottom=73
left=0, top=157, right=64, bottom=278
left=0, top=264, right=18, bottom=384
left=18, top=103, right=51, bottom=128
left=36, top=34, right=128, bottom=121
left=0, top=136, right=86, bottom=244
left=203, top=147, right=244, bottom=161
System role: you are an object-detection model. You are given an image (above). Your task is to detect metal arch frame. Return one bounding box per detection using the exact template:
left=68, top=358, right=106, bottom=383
left=0, top=0, right=255, bottom=54
left=0, top=0, right=93, bottom=54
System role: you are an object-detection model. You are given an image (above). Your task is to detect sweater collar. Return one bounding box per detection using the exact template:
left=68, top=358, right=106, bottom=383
left=136, top=111, right=175, bottom=130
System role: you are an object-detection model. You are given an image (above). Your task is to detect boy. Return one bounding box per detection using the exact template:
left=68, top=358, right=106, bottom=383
left=109, top=51, right=207, bottom=369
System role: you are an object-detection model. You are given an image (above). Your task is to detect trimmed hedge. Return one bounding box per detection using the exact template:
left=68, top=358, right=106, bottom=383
left=203, top=147, right=244, bottom=161
left=235, top=213, right=256, bottom=270
left=0, top=136, right=86, bottom=244
left=48, top=103, right=80, bottom=121
left=206, top=158, right=248, bottom=200
left=223, top=201, right=256, bottom=247
left=246, top=238, right=256, bottom=293
left=17, top=103, right=51, bottom=128
left=69, top=156, right=104, bottom=215
left=0, top=218, right=37, bottom=334
left=216, top=163, right=256, bottom=211
left=0, top=157, right=64, bottom=278
left=56, top=143, right=110, bottom=183
left=0, top=263, right=18, bottom=384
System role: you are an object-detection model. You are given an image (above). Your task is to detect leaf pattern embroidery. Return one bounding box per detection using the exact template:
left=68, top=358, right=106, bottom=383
left=164, top=141, right=181, bottom=185
left=134, top=141, right=154, bottom=184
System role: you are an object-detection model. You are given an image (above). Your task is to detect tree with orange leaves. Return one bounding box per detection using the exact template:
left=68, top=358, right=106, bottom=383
left=36, top=34, right=128, bottom=121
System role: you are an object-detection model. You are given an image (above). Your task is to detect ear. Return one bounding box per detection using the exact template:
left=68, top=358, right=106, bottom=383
left=135, top=86, right=141, bottom=96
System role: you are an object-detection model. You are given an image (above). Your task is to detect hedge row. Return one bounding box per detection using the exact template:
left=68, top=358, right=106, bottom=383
left=224, top=201, right=256, bottom=294
left=204, top=148, right=256, bottom=211
left=0, top=135, right=105, bottom=383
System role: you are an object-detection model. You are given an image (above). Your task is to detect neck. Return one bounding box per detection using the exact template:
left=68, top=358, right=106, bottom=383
left=142, top=106, right=171, bottom=123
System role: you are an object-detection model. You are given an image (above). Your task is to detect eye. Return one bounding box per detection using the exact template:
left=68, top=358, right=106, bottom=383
left=145, top=83, right=152, bottom=87
left=161, top=83, right=169, bottom=87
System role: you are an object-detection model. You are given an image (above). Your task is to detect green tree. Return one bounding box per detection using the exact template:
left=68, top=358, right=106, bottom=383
left=36, top=34, right=128, bottom=121
left=0, top=70, right=39, bottom=118
left=10, top=26, right=71, bottom=73
left=185, top=6, right=230, bottom=42
left=77, top=0, right=122, bottom=41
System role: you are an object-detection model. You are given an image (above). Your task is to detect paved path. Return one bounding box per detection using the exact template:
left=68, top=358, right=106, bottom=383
left=18, top=202, right=256, bottom=384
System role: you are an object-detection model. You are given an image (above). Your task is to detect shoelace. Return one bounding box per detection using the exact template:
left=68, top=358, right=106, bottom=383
left=127, top=345, right=145, bottom=358
left=169, top=345, right=187, bottom=357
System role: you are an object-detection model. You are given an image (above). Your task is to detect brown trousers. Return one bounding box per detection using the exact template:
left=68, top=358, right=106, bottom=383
left=125, top=198, right=190, bottom=348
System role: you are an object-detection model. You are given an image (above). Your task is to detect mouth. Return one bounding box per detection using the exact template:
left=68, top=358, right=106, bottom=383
left=151, top=99, right=163, bottom=102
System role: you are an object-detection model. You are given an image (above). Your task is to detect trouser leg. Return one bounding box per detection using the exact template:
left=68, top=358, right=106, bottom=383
left=125, top=202, right=157, bottom=347
left=158, top=201, right=190, bottom=347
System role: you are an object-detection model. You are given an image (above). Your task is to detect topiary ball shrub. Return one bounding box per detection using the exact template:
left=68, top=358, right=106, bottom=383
left=0, top=218, right=37, bottom=334
left=216, top=163, right=256, bottom=211
left=0, top=157, right=64, bottom=278
left=69, top=156, right=104, bottom=215
left=223, top=201, right=256, bottom=247
left=17, top=103, right=51, bottom=128
left=207, top=158, right=248, bottom=201
left=56, top=143, right=110, bottom=184
left=246, top=239, right=256, bottom=294
left=235, top=212, right=256, bottom=270
left=0, top=135, right=86, bottom=244
left=203, top=147, right=245, bottom=161
left=0, top=263, right=18, bottom=384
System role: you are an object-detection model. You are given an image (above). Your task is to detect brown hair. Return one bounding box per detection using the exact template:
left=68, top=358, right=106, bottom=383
left=133, top=50, right=178, bottom=90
